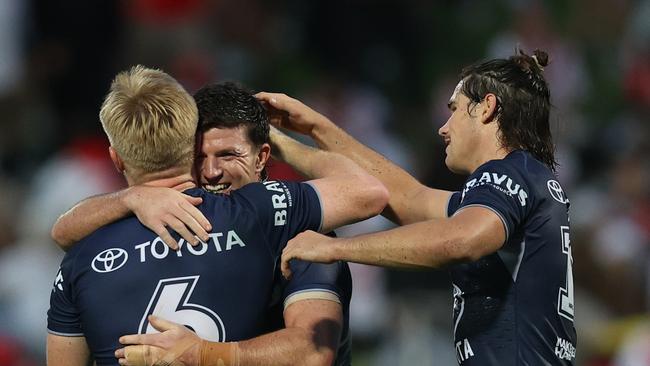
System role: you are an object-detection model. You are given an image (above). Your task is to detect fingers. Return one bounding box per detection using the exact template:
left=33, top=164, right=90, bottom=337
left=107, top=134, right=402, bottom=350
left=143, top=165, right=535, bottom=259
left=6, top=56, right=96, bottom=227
left=179, top=199, right=211, bottom=242
left=151, top=224, right=180, bottom=250
left=163, top=215, right=197, bottom=247
left=168, top=207, right=207, bottom=245
left=119, top=333, right=150, bottom=346
left=147, top=315, right=179, bottom=333
left=116, top=345, right=160, bottom=366
left=255, top=92, right=295, bottom=115
left=280, top=247, right=293, bottom=279
left=256, top=93, right=288, bottom=128
left=132, top=187, right=213, bottom=250
left=254, top=92, right=282, bottom=106
left=184, top=195, right=203, bottom=206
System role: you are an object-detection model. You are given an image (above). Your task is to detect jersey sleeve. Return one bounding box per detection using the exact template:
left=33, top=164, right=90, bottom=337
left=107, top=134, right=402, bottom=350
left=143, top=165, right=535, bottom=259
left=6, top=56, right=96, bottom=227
left=283, top=260, right=343, bottom=308
left=447, top=191, right=462, bottom=217
left=283, top=231, right=349, bottom=308
left=234, top=180, right=323, bottom=255
left=453, top=160, right=532, bottom=241
left=47, top=250, right=83, bottom=336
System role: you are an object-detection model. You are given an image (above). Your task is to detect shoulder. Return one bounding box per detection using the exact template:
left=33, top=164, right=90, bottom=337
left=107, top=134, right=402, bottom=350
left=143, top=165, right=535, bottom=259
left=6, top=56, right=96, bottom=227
left=232, top=180, right=319, bottom=213
left=465, top=151, right=555, bottom=197
left=234, top=180, right=315, bottom=197
left=462, top=154, right=527, bottom=200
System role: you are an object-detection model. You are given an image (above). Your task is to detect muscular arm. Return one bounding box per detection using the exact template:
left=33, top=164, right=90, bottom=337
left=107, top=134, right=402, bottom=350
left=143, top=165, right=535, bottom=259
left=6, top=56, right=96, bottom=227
left=281, top=207, right=506, bottom=275
left=237, top=299, right=342, bottom=366
left=258, top=92, right=452, bottom=225
left=47, top=334, right=90, bottom=366
left=51, top=186, right=211, bottom=251
left=51, top=190, right=132, bottom=250
left=117, top=299, right=342, bottom=366
left=270, top=128, right=389, bottom=233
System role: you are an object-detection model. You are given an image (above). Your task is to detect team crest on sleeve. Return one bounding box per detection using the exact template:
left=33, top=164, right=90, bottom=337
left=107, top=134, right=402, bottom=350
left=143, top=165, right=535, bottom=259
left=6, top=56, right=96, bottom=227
left=547, top=180, right=569, bottom=204
left=91, top=248, right=129, bottom=273
left=461, top=172, right=528, bottom=206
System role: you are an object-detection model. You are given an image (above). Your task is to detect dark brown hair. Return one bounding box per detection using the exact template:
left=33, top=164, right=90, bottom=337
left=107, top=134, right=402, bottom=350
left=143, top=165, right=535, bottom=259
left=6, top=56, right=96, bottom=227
left=460, top=49, right=557, bottom=171
left=192, top=82, right=270, bottom=180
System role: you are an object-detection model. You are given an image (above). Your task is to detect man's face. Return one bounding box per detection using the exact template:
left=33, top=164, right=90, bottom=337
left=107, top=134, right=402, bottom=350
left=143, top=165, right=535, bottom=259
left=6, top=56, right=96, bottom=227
left=197, top=126, right=262, bottom=194
left=438, top=80, right=481, bottom=174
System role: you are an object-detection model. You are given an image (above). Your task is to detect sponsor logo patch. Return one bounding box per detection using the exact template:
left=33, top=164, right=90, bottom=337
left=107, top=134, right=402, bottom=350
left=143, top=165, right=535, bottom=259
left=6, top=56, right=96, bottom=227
left=461, top=172, right=528, bottom=206
left=92, top=248, right=128, bottom=273
left=547, top=180, right=569, bottom=204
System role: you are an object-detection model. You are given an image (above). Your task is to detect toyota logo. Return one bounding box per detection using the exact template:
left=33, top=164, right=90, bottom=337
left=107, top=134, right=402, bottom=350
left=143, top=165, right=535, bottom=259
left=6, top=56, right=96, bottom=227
left=547, top=180, right=568, bottom=204
left=92, top=248, right=128, bottom=273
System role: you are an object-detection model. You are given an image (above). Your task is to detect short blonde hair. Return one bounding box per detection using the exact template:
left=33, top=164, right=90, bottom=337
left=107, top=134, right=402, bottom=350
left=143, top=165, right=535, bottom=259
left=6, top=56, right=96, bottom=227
left=99, top=65, right=198, bottom=176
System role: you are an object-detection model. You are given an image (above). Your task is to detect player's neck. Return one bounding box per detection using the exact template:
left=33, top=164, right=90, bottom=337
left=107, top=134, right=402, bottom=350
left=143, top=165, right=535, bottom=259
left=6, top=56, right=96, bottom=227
left=468, top=141, right=511, bottom=174
left=127, top=169, right=197, bottom=191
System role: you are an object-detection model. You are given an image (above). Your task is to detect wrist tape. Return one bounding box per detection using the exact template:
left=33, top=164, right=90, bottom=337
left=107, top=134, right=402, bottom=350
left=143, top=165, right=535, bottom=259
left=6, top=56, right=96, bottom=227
left=199, top=341, right=240, bottom=366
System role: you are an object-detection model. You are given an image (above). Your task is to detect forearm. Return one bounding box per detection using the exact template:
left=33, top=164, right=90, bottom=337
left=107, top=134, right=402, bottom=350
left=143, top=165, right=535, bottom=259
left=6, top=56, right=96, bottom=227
left=329, top=219, right=469, bottom=269
left=236, top=298, right=340, bottom=366
left=271, top=129, right=365, bottom=180
left=51, top=190, right=132, bottom=250
left=236, top=327, right=335, bottom=366
left=325, top=207, right=505, bottom=269
left=310, top=119, right=450, bottom=224
left=195, top=327, right=335, bottom=366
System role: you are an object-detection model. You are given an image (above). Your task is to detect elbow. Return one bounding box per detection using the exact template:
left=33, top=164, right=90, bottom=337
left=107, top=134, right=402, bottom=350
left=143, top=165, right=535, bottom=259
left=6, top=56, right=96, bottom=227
left=288, top=326, right=338, bottom=366
left=50, top=223, right=64, bottom=244
left=302, top=350, right=336, bottom=366
left=443, top=235, right=485, bottom=265
left=50, top=222, right=73, bottom=249
left=362, top=176, right=390, bottom=217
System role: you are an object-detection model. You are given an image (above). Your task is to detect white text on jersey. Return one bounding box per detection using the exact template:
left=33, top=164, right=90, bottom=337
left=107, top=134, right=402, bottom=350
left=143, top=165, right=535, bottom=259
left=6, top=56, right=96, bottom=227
left=264, top=181, right=291, bottom=226
left=555, top=336, right=576, bottom=361
left=462, top=172, right=528, bottom=206
left=135, top=231, right=246, bottom=263
left=455, top=338, right=475, bottom=363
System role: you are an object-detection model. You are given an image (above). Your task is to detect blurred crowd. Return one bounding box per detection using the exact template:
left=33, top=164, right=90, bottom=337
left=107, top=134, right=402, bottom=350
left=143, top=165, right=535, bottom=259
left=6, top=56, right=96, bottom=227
left=0, top=0, right=648, bottom=365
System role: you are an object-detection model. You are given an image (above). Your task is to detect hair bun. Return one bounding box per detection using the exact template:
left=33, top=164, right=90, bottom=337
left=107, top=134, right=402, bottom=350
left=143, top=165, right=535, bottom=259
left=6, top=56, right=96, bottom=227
left=532, top=49, right=549, bottom=70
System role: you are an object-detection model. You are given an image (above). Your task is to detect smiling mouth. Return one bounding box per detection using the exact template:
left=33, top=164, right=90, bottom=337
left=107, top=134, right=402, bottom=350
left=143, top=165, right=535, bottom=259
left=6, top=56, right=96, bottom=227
left=203, top=183, right=231, bottom=194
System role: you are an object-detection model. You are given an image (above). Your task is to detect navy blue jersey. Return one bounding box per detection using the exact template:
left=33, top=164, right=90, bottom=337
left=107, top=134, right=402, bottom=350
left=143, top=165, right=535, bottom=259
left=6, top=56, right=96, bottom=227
left=48, top=181, right=343, bottom=365
left=265, top=244, right=352, bottom=366
left=446, top=150, right=576, bottom=365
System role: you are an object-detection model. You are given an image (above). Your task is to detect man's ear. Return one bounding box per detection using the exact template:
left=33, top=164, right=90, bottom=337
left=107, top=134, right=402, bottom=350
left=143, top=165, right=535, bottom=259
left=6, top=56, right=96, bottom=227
left=255, top=143, right=271, bottom=173
left=108, top=146, right=125, bottom=173
left=480, top=93, right=499, bottom=124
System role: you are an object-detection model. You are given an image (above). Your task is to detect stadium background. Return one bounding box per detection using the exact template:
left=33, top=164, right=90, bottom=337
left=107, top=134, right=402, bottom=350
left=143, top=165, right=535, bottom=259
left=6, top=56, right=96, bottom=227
left=0, top=0, right=648, bottom=364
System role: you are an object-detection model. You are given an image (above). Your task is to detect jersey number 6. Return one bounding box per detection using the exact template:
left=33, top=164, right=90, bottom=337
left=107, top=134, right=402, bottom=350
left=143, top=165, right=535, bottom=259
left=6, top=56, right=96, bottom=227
left=139, top=275, right=226, bottom=341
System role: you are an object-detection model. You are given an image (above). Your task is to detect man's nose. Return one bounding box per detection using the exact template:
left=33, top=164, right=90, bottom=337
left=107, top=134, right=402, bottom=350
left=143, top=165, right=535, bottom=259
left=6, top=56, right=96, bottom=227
left=203, top=158, right=223, bottom=180
left=438, top=120, right=449, bottom=137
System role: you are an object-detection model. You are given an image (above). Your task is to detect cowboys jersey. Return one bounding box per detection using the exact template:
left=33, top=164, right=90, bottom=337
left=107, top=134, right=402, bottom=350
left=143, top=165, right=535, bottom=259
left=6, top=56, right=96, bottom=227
left=447, top=150, right=576, bottom=365
left=48, top=181, right=343, bottom=365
